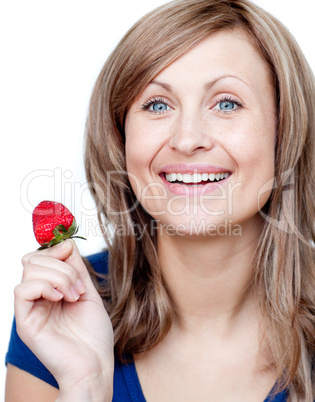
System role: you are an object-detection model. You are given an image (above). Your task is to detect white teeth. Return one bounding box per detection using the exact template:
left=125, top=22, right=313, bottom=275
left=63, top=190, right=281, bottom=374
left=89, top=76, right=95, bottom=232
left=165, top=172, right=230, bottom=184
left=201, top=173, right=208, bottom=181
left=193, top=173, right=201, bottom=182
left=183, top=174, right=191, bottom=183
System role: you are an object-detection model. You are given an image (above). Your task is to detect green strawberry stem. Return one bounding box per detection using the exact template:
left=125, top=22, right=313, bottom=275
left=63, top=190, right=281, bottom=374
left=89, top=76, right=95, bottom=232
left=37, top=219, right=87, bottom=250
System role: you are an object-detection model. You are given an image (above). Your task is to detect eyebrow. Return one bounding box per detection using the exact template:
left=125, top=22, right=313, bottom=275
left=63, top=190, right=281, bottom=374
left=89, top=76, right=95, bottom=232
left=150, top=80, right=173, bottom=92
left=203, top=75, right=249, bottom=91
left=150, top=75, right=249, bottom=93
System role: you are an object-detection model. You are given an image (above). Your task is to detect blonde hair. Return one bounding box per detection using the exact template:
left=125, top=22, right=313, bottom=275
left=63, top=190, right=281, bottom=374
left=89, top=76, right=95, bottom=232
left=84, top=0, right=315, bottom=400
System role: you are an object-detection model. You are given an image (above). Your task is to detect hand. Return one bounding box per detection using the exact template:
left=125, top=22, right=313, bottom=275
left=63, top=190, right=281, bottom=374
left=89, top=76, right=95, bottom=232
left=15, top=240, right=114, bottom=400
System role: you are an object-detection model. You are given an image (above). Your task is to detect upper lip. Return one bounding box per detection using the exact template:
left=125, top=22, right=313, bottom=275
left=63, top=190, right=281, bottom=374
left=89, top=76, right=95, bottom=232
left=159, top=163, right=232, bottom=175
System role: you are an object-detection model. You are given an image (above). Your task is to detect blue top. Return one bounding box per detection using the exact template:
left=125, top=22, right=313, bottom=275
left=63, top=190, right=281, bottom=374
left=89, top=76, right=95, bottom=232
left=6, top=251, right=287, bottom=401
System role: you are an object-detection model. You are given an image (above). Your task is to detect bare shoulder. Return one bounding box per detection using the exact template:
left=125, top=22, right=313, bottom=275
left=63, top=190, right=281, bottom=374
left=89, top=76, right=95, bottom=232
left=5, top=364, right=59, bottom=402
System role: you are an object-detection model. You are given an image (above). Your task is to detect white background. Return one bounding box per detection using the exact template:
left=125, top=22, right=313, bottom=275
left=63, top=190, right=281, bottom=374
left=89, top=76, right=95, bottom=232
left=1, top=0, right=314, bottom=398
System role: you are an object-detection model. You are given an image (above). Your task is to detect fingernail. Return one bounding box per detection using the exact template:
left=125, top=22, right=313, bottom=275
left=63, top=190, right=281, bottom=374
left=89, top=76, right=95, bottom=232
left=76, top=279, right=86, bottom=294
left=59, top=240, right=68, bottom=249
left=53, top=288, right=64, bottom=300
left=71, top=286, right=80, bottom=300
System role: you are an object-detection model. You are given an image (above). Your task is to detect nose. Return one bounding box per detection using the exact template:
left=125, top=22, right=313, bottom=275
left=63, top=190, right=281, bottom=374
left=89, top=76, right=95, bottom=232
left=168, top=110, right=214, bottom=155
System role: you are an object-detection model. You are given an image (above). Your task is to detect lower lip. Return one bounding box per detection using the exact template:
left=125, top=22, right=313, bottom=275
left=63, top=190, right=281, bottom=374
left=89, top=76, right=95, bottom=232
left=159, top=173, right=231, bottom=196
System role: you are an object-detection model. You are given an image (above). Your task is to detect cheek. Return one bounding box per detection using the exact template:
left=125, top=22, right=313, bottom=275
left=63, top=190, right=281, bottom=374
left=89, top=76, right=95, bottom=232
left=125, top=136, right=144, bottom=202
left=227, top=117, right=276, bottom=213
left=125, top=117, right=162, bottom=207
left=125, top=117, right=142, bottom=200
left=125, top=114, right=170, bottom=174
left=227, top=113, right=276, bottom=170
left=125, top=116, right=144, bottom=172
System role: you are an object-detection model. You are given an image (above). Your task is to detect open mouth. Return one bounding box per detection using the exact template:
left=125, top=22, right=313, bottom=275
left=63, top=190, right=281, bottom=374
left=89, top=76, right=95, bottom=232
left=163, top=172, right=230, bottom=185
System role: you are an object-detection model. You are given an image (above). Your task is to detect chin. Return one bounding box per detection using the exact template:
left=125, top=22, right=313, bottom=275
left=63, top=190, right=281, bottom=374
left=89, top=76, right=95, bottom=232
left=150, top=214, right=243, bottom=239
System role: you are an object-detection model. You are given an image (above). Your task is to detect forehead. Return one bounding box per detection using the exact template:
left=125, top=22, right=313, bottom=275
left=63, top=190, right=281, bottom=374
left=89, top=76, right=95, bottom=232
left=151, top=28, right=273, bottom=92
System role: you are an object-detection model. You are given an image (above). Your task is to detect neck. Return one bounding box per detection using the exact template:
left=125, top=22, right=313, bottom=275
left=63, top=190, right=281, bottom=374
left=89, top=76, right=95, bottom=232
left=157, top=216, right=263, bottom=336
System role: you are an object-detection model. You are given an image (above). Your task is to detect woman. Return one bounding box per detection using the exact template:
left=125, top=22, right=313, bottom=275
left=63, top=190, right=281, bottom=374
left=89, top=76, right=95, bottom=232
left=5, top=0, right=315, bottom=401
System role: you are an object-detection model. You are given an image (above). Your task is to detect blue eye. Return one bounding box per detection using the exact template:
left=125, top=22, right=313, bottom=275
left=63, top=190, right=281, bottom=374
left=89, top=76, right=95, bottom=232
left=151, top=102, right=169, bottom=112
left=219, top=101, right=235, bottom=110
left=213, top=97, right=243, bottom=113
left=141, top=97, right=172, bottom=114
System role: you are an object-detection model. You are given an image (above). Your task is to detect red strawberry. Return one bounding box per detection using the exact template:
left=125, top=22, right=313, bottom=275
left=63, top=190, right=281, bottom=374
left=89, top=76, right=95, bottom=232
left=32, top=200, right=86, bottom=249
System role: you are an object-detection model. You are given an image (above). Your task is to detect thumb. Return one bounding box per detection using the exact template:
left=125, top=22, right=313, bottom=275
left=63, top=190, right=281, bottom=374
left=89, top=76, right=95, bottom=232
left=23, top=238, right=74, bottom=265
left=63, top=240, right=94, bottom=285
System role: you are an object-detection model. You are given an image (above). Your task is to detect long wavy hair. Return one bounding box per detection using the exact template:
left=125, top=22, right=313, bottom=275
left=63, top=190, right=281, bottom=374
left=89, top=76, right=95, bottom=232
left=84, top=0, right=315, bottom=400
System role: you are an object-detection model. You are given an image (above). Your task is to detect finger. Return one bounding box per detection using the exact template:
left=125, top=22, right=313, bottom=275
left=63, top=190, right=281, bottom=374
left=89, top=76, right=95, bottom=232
left=63, top=240, right=95, bottom=290
left=24, top=252, right=85, bottom=291
left=22, top=263, right=82, bottom=302
left=22, top=240, right=74, bottom=265
left=22, top=241, right=87, bottom=297
left=14, top=280, right=64, bottom=329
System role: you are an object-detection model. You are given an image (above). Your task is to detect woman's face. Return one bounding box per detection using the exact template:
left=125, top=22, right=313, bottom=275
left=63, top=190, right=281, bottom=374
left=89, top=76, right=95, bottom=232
left=125, top=29, right=277, bottom=235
